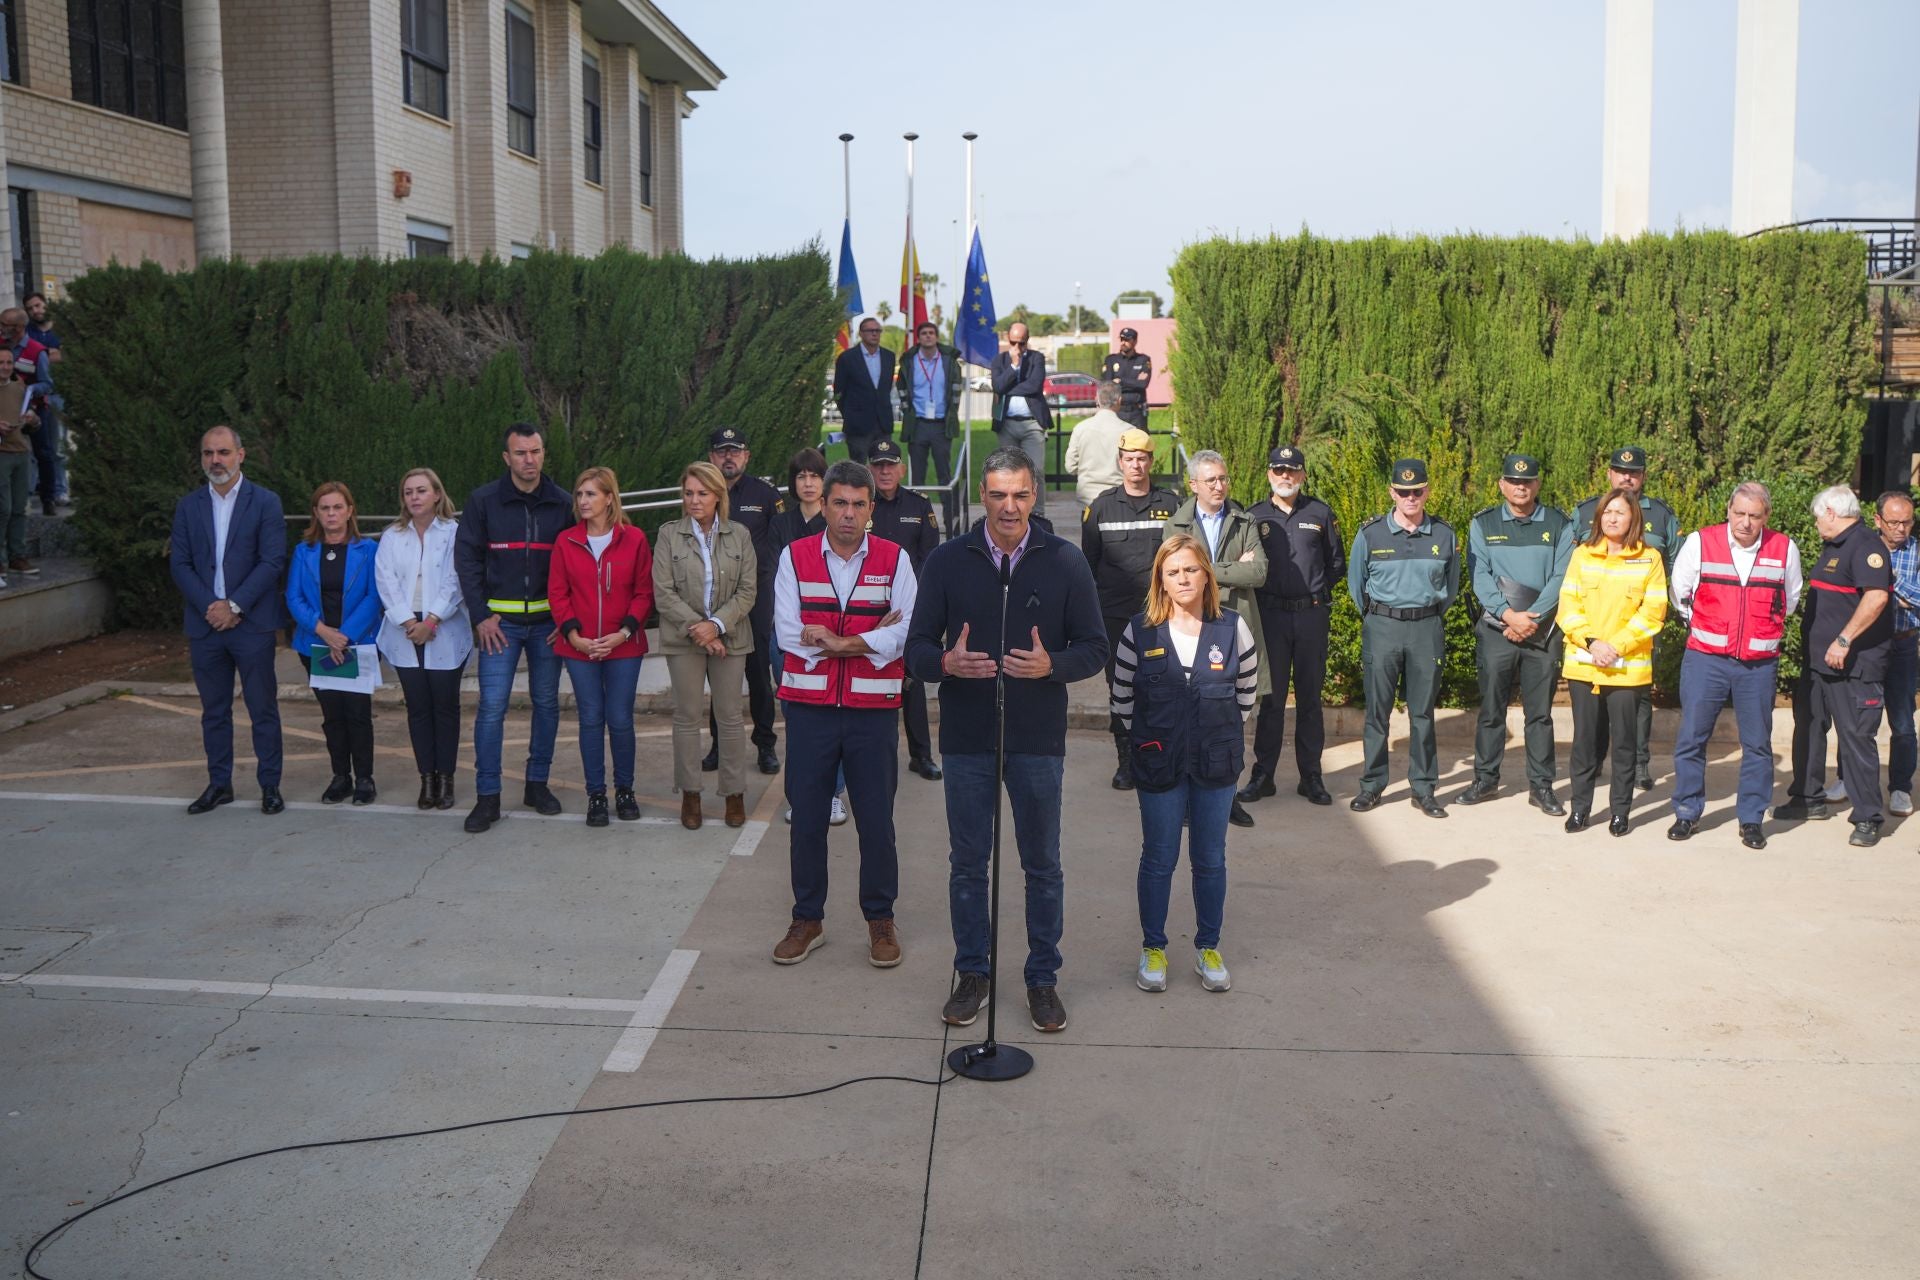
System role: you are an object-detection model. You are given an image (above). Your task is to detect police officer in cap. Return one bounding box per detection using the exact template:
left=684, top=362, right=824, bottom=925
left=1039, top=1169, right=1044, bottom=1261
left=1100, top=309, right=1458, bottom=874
left=1572, top=445, right=1680, bottom=791
left=1347, top=458, right=1459, bottom=817
left=703, top=426, right=785, bottom=776
left=1101, top=327, right=1152, bottom=431
left=1458, top=453, right=1575, bottom=814
left=1082, top=427, right=1182, bottom=789
left=1240, top=445, right=1343, bottom=806
left=867, top=438, right=943, bottom=779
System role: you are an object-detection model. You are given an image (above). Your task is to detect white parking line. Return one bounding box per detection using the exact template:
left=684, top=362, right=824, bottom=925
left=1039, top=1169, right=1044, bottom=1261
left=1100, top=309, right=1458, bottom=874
left=728, top=819, right=770, bottom=857
left=601, top=949, right=700, bottom=1073
left=0, top=790, right=680, bottom=824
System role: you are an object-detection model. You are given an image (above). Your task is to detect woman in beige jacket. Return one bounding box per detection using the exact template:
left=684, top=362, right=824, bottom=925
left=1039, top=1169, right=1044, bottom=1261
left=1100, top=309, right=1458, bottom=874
left=653, top=461, right=758, bottom=829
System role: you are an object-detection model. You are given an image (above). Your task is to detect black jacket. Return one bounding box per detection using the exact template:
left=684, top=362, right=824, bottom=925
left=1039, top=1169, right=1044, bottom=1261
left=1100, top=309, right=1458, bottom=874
left=904, top=523, right=1108, bottom=756
left=455, top=471, right=573, bottom=624
left=990, top=348, right=1053, bottom=432
left=833, top=344, right=897, bottom=440
left=1082, top=484, right=1181, bottom=619
left=871, top=486, right=940, bottom=569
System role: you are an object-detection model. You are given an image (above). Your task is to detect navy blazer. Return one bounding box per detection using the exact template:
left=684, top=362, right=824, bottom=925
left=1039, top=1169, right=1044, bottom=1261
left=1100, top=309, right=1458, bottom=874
left=286, top=537, right=382, bottom=656
left=169, top=479, right=289, bottom=637
left=833, top=344, right=896, bottom=439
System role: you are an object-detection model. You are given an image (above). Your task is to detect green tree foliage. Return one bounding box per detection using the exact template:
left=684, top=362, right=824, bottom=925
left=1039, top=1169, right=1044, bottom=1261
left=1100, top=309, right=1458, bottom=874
left=1065, top=305, right=1107, bottom=333
left=1055, top=343, right=1109, bottom=376
left=61, top=246, right=841, bottom=628
left=1168, top=231, right=1877, bottom=705
left=1112, top=290, right=1165, bottom=318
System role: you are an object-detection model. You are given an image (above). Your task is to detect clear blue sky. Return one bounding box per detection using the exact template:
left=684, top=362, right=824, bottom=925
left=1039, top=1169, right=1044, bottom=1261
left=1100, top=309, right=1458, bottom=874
left=677, top=0, right=1917, bottom=325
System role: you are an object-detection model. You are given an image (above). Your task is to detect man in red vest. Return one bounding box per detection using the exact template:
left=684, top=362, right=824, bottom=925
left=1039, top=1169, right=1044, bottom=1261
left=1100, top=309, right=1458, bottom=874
left=769, top=460, right=918, bottom=968
left=1666, top=482, right=1803, bottom=849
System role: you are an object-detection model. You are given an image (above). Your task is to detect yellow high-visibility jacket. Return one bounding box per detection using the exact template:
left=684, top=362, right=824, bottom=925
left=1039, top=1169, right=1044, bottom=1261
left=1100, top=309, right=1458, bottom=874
left=1558, top=541, right=1667, bottom=687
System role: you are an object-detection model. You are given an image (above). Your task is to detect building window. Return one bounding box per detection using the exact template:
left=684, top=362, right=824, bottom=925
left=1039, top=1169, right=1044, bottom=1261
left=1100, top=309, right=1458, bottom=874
left=68, top=0, right=188, bottom=130
left=406, top=219, right=452, bottom=259
left=638, top=95, right=653, bottom=206
left=400, top=0, right=448, bottom=119
left=582, top=55, right=602, bottom=185
left=505, top=2, right=535, bottom=157
left=2, top=0, right=22, bottom=84
left=9, top=189, right=34, bottom=303
left=510, top=242, right=534, bottom=261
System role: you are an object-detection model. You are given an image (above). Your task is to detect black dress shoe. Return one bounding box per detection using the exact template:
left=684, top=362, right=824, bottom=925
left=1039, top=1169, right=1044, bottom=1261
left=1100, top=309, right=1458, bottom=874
left=524, top=781, right=562, bottom=816
left=615, top=787, right=641, bottom=821
left=1297, top=776, right=1333, bottom=805
left=757, top=746, right=780, bottom=775
left=417, top=773, right=435, bottom=811
left=911, top=757, right=943, bottom=781
left=586, top=792, right=610, bottom=828
left=352, top=778, right=377, bottom=806
left=1529, top=786, right=1566, bottom=816
left=1739, top=822, right=1767, bottom=850
left=1773, top=799, right=1831, bottom=822
left=1667, top=818, right=1698, bottom=841
left=260, top=787, right=285, bottom=815
left=1229, top=799, right=1255, bottom=828
left=320, top=774, right=353, bottom=804
left=1848, top=821, right=1881, bottom=847
left=701, top=744, right=719, bottom=772
left=187, top=783, right=234, bottom=815
left=1456, top=779, right=1499, bottom=806
left=1635, top=765, right=1655, bottom=791
left=1411, top=794, right=1448, bottom=818
left=465, top=793, right=501, bottom=833
left=1608, top=815, right=1630, bottom=837
left=1350, top=789, right=1383, bottom=812
left=1237, top=774, right=1276, bottom=803
left=1564, top=809, right=1590, bottom=832
left=435, top=772, right=456, bottom=811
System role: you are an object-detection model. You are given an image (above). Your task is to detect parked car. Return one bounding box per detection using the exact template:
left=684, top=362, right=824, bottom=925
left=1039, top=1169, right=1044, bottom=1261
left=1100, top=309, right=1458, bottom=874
left=968, top=373, right=993, bottom=392
left=1043, top=372, right=1100, bottom=407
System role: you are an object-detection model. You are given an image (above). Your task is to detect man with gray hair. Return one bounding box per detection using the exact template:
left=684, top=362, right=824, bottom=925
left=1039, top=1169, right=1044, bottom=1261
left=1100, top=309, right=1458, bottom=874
left=1778, top=484, right=1892, bottom=845
left=1063, top=381, right=1132, bottom=506
left=1870, top=491, right=1920, bottom=816
left=1666, top=482, right=1802, bottom=849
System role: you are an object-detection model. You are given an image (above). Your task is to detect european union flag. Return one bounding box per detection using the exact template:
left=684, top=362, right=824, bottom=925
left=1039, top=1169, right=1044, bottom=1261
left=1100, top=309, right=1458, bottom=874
left=956, top=227, right=997, bottom=368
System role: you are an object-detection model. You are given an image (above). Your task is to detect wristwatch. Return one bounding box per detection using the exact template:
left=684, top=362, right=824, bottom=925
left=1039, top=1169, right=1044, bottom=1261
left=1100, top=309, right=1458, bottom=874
left=1835, top=635, right=1851, bottom=649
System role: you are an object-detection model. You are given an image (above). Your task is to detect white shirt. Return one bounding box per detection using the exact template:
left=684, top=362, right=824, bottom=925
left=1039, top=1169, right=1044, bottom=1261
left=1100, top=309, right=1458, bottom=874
left=209, top=475, right=245, bottom=600
left=374, top=518, right=473, bottom=670
left=687, top=517, right=726, bottom=632
left=1669, top=528, right=1803, bottom=619
left=774, top=533, right=918, bottom=671
left=587, top=530, right=614, bottom=561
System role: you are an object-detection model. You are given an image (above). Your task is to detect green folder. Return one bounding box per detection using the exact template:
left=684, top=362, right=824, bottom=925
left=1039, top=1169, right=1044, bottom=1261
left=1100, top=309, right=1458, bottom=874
left=311, top=645, right=359, bottom=678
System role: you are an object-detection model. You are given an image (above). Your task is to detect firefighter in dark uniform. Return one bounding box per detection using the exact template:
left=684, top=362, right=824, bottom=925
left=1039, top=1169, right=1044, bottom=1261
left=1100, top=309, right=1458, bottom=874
left=1101, top=327, right=1152, bottom=431
left=1346, top=458, right=1460, bottom=818
left=704, top=425, right=785, bottom=776
left=1778, top=485, right=1893, bottom=846
left=1081, top=426, right=1181, bottom=788
left=1572, top=445, right=1680, bottom=791
left=1457, top=453, right=1576, bottom=815
left=867, top=439, right=944, bottom=780
left=1238, top=445, right=1343, bottom=807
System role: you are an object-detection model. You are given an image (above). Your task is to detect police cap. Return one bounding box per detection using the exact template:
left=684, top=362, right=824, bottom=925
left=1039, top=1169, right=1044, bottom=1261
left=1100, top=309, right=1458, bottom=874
left=1609, top=445, right=1647, bottom=472
left=1502, top=453, right=1541, bottom=480
left=1269, top=445, right=1306, bottom=470
left=1118, top=327, right=1139, bottom=341
left=867, top=439, right=904, bottom=464
left=1390, top=458, right=1429, bottom=489
left=708, top=425, right=748, bottom=451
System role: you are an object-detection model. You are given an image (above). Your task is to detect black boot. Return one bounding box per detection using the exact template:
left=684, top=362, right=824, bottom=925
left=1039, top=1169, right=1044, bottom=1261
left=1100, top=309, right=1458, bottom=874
left=1111, top=736, right=1135, bottom=791
left=417, top=773, right=434, bottom=810
left=321, top=774, right=353, bottom=804
left=435, top=772, right=456, bottom=811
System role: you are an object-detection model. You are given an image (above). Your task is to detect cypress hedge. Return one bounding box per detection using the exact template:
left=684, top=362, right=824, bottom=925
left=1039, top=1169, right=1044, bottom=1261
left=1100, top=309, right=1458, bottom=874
left=1168, top=231, right=1878, bottom=704
left=59, top=246, right=841, bottom=628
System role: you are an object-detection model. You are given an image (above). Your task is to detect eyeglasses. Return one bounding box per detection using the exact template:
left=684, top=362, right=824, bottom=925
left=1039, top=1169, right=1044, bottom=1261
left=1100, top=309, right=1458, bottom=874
left=1392, top=488, right=1426, bottom=498
left=1197, top=475, right=1230, bottom=487
left=1268, top=465, right=1303, bottom=474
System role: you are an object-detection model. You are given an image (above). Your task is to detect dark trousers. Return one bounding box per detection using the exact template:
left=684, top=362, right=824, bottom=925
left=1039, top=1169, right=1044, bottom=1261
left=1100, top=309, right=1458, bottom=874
left=1117, top=403, right=1148, bottom=430
left=785, top=701, right=900, bottom=921
left=28, top=405, right=63, bottom=508
left=1595, top=639, right=1657, bottom=773
left=299, top=654, right=374, bottom=781
left=1359, top=613, right=1444, bottom=798
left=1471, top=625, right=1559, bottom=789
left=396, top=661, right=463, bottom=775
left=1568, top=680, right=1643, bottom=819
left=907, top=418, right=958, bottom=525
left=1671, top=650, right=1775, bottom=825
left=903, top=678, right=932, bottom=761
left=1791, top=671, right=1884, bottom=825
left=1251, top=601, right=1330, bottom=781
left=1885, top=634, right=1916, bottom=795
left=711, top=608, right=777, bottom=750
left=190, top=627, right=283, bottom=789
left=845, top=432, right=887, bottom=464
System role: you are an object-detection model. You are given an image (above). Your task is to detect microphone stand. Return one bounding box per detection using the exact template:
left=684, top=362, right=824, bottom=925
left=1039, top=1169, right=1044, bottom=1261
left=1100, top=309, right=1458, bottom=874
left=949, top=548, right=1034, bottom=1081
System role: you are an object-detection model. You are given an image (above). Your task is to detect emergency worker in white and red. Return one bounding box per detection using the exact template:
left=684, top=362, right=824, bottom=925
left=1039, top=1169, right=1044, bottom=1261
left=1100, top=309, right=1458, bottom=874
left=768, top=460, right=918, bottom=969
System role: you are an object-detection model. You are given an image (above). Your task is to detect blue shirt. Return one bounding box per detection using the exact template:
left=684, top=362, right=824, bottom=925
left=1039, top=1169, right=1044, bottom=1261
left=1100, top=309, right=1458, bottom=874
left=909, top=349, right=946, bottom=420
left=861, top=346, right=883, bottom=390
left=1196, top=505, right=1227, bottom=559
left=1890, top=535, right=1920, bottom=633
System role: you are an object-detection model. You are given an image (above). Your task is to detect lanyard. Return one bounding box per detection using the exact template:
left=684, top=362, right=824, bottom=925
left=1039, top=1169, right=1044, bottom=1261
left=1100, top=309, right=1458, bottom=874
left=917, top=353, right=940, bottom=397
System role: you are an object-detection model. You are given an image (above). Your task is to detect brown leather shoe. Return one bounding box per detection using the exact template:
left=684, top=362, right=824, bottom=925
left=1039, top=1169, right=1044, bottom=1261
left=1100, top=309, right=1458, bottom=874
left=680, top=791, right=702, bottom=830
left=867, top=918, right=902, bottom=968
left=724, top=793, right=746, bottom=827
left=772, top=918, right=824, bottom=964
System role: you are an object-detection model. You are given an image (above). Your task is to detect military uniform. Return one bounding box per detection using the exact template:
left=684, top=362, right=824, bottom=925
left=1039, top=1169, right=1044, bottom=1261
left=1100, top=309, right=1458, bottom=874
left=1462, top=454, right=1575, bottom=809
left=1345, top=459, right=1460, bottom=813
left=711, top=427, right=784, bottom=766
left=1082, top=467, right=1181, bottom=786
left=1101, top=331, right=1152, bottom=430
left=868, top=439, right=944, bottom=773
left=1243, top=445, right=1343, bottom=799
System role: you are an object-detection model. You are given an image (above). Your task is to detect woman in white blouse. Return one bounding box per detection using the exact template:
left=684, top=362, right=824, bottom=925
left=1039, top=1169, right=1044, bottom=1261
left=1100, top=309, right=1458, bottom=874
left=375, top=468, right=473, bottom=810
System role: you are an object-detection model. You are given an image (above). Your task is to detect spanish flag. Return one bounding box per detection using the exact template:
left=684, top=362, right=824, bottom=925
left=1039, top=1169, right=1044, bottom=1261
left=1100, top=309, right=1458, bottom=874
left=899, top=220, right=929, bottom=333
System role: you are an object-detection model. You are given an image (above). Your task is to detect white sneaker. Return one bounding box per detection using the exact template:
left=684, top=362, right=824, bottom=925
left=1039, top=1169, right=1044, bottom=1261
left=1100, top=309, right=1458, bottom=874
left=1195, top=947, right=1231, bottom=992
left=783, top=806, right=793, bottom=824
left=0, top=574, right=8, bottom=591
left=1136, top=947, right=1168, bottom=992
left=829, top=796, right=848, bottom=826
left=1892, top=790, right=1913, bottom=817
left=1826, top=779, right=1848, bottom=803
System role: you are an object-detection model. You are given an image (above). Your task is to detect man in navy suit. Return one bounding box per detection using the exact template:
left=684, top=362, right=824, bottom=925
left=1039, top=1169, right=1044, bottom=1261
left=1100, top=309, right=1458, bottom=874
left=169, top=425, right=288, bottom=815
left=832, top=316, right=895, bottom=463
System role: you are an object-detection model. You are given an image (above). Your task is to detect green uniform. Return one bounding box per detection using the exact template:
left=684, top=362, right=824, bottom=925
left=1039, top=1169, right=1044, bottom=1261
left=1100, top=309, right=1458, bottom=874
left=1346, top=512, right=1461, bottom=799
left=1468, top=502, right=1575, bottom=788
left=1572, top=492, right=1681, bottom=774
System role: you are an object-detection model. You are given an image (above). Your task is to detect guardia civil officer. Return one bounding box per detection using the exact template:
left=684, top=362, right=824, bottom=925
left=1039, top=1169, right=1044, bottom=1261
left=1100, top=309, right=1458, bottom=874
left=1240, top=445, right=1343, bottom=806
left=1778, top=484, right=1893, bottom=846
left=1346, top=459, right=1460, bottom=817
left=1101, top=326, right=1152, bottom=430
left=1573, top=446, right=1681, bottom=791
left=868, top=438, right=943, bottom=780
left=1082, top=427, right=1182, bottom=789
left=1457, top=453, right=1574, bottom=815
left=703, top=426, right=785, bottom=777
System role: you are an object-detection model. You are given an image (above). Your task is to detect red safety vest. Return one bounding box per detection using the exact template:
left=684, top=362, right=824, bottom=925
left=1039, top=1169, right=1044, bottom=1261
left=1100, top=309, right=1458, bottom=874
left=1685, top=523, right=1790, bottom=660
left=778, top=534, right=907, bottom=709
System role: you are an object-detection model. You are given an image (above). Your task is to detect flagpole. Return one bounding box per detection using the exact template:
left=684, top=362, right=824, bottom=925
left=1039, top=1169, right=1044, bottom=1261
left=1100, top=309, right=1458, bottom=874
left=840, top=132, right=852, bottom=225
left=961, top=132, right=978, bottom=528
left=904, top=132, right=918, bottom=335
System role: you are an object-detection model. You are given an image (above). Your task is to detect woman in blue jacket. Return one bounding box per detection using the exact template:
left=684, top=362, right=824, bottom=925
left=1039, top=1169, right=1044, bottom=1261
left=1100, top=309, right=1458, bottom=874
left=288, top=482, right=383, bottom=804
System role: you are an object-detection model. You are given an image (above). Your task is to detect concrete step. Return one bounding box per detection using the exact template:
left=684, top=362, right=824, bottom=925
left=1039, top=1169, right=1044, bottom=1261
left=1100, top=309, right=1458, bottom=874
left=0, top=554, right=110, bottom=662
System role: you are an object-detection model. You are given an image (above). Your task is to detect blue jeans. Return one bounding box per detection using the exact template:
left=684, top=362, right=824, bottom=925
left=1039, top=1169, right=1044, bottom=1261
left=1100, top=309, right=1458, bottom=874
left=566, top=655, right=642, bottom=793
left=1672, top=650, right=1776, bottom=825
left=1136, top=778, right=1232, bottom=951
left=472, top=618, right=561, bottom=796
left=944, top=751, right=1065, bottom=989
left=1886, top=634, right=1917, bottom=795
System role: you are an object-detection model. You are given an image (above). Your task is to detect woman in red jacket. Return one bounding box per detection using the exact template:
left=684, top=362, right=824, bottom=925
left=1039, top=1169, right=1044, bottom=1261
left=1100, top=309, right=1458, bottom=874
left=549, top=467, right=654, bottom=827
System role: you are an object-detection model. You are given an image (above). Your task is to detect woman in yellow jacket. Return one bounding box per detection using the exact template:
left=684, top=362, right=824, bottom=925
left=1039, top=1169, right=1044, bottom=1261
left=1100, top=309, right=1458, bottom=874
left=1559, top=488, right=1668, bottom=835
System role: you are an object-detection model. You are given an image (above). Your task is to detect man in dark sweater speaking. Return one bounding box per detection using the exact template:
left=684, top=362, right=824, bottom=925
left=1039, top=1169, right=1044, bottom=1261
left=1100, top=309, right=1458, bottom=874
left=906, top=448, right=1109, bottom=1034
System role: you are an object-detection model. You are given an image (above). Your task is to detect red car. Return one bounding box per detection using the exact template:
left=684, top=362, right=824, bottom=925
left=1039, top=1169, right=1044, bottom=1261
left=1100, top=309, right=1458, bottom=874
left=1043, top=372, right=1100, bottom=407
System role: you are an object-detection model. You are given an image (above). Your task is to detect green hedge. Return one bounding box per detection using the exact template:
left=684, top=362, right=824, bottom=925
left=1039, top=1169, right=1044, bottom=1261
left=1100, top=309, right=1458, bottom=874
left=1054, top=343, right=1107, bottom=377
left=60, top=246, right=841, bottom=628
left=1168, top=231, right=1878, bottom=705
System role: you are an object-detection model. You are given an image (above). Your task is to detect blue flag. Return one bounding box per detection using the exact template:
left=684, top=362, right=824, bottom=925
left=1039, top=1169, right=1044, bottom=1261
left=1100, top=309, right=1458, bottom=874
left=834, top=218, right=863, bottom=348
left=956, top=227, right=997, bottom=368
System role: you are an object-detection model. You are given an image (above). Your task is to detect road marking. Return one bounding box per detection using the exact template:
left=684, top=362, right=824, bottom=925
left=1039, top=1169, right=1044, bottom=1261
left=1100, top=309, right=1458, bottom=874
left=0, top=971, right=650, bottom=1013
left=0, top=790, right=681, bottom=824
left=728, top=819, right=770, bottom=857
left=601, top=948, right=700, bottom=1073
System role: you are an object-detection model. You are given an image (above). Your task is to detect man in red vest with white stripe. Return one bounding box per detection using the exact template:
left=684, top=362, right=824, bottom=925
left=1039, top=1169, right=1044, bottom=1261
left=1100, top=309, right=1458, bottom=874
left=1667, top=482, right=1803, bottom=849
left=770, top=460, right=918, bottom=968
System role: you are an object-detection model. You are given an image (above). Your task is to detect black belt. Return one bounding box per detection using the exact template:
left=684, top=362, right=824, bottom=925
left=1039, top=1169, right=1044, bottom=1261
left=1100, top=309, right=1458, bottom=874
left=1365, top=602, right=1445, bottom=621
left=914, top=416, right=945, bottom=423
left=1265, top=594, right=1328, bottom=613
left=1003, top=416, right=1035, bottom=423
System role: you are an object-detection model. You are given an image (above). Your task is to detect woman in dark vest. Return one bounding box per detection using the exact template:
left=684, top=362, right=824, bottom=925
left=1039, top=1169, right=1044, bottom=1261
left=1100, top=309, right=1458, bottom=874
left=1111, top=533, right=1260, bottom=994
